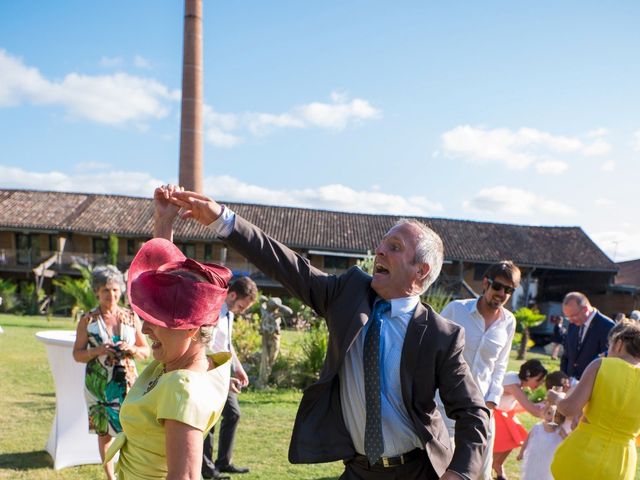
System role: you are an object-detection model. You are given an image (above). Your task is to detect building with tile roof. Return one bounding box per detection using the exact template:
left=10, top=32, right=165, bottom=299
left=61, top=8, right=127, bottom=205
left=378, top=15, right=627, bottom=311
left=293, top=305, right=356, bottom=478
left=0, top=188, right=620, bottom=316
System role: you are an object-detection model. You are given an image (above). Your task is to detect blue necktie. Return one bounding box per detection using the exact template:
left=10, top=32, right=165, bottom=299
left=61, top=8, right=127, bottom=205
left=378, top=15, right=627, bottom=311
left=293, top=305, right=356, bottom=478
left=363, top=300, right=390, bottom=465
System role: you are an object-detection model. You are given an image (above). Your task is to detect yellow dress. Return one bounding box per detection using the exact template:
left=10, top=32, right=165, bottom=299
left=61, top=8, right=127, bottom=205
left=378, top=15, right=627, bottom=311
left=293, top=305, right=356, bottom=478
left=105, top=353, right=230, bottom=479
left=551, top=357, right=640, bottom=480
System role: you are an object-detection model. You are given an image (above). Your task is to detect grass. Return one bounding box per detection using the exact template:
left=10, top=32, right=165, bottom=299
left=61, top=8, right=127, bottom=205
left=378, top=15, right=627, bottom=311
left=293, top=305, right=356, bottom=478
left=1, top=314, right=638, bottom=479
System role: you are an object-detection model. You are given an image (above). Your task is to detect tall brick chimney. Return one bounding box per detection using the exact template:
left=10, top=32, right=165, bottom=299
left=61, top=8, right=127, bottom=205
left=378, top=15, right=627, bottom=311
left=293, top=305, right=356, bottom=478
left=178, top=0, right=203, bottom=192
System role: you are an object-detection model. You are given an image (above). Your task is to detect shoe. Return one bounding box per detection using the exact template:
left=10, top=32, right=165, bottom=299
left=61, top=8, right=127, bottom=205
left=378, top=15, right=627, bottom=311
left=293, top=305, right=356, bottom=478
left=203, top=468, right=230, bottom=480
left=217, top=464, right=250, bottom=474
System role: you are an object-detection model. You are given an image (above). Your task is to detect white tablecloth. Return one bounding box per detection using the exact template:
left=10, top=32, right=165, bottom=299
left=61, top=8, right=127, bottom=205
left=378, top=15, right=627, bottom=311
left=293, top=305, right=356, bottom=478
left=36, top=330, right=101, bottom=469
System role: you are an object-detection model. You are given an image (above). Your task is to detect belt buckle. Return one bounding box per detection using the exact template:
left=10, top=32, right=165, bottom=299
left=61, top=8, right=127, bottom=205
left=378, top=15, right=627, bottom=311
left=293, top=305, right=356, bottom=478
left=382, top=457, right=390, bottom=468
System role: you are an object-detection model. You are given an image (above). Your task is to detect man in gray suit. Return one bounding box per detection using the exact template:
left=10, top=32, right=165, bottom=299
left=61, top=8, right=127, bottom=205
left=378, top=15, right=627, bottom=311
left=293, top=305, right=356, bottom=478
left=156, top=186, right=489, bottom=480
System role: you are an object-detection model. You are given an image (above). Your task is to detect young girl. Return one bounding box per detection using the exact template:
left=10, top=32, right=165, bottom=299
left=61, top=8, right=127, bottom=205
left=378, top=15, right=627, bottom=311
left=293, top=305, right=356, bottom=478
left=492, top=359, right=547, bottom=480
left=517, top=401, right=567, bottom=480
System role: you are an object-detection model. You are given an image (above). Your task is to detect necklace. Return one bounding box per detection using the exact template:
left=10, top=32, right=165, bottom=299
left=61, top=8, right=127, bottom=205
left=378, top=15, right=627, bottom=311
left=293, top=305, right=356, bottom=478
left=143, top=365, right=166, bottom=395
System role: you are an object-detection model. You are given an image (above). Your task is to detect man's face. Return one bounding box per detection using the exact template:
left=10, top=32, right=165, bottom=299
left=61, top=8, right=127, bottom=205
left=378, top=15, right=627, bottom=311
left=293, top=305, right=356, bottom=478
left=227, top=292, right=255, bottom=315
left=481, top=275, right=515, bottom=309
left=371, top=223, right=429, bottom=300
left=562, top=300, right=589, bottom=326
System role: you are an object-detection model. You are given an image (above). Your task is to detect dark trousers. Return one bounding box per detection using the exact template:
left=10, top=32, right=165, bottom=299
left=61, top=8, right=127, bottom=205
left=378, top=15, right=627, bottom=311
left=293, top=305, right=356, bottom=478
left=202, top=392, right=241, bottom=477
left=340, top=451, right=438, bottom=480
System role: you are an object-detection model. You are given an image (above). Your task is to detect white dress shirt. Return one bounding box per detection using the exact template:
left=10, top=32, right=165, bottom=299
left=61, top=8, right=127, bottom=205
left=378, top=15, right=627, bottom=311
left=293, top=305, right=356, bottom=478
left=340, top=296, right=424, bottom=457
left=440, top=298, right=515, bottom=405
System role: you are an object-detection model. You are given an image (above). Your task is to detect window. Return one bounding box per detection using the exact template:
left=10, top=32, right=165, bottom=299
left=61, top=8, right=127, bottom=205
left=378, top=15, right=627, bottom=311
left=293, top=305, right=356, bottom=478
left=324, top=255, right=349, bottom=270
left=176, top=243, right=196, bottom=259
left=93, top=238, right=109, bottom=255
left=204, top=244, right=213, bottom=262
left=48, top=234, right=57, bottom=252
left=16, top=233, right=40, bottom=265
left=126, top=239, right=137, bottom=256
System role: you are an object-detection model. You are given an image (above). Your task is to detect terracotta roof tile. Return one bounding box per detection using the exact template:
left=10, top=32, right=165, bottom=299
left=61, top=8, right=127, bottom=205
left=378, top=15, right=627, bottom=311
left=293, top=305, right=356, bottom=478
left=0, top=189, right=616, bottom=272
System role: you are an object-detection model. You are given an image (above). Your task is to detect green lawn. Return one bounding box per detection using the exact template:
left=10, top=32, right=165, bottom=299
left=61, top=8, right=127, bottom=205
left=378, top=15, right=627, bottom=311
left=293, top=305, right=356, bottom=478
left=0, top=314, right=637, bottom=479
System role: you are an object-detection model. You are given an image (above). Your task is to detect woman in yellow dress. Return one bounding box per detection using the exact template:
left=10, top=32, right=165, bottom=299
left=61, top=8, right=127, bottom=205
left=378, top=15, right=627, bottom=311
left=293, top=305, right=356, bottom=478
left=105, top=237, right=233, bottom=479
left=549, top=319, right=640, bottom=480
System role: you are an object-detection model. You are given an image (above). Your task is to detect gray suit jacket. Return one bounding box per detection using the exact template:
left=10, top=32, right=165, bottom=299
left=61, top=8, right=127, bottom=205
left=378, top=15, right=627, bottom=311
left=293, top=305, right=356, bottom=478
left=226, top=215, right=489, bottom=479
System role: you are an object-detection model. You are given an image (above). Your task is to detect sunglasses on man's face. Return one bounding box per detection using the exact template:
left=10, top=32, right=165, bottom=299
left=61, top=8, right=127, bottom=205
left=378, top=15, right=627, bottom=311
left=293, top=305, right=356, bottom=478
left=487, top=278, right=515, bottom=295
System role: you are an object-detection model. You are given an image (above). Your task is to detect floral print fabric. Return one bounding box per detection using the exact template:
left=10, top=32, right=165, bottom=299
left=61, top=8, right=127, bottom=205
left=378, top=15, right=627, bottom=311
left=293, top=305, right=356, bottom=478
left=83, top=307, right=139, bottom=436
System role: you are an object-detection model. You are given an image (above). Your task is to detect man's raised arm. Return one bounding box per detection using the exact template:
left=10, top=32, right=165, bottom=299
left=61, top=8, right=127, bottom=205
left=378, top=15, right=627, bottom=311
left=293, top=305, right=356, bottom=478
left=166, top=189, right=224, bottom=226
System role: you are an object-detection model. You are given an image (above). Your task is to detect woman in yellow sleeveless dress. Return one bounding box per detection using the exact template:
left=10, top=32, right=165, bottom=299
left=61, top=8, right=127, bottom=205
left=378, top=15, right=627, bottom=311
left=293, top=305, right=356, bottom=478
left=550, top=320, right=640, bottom=480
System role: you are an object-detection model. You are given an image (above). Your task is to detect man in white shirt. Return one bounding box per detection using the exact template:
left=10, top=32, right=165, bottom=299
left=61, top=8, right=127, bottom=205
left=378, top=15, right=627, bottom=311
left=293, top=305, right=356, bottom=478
left=439, top=261, right=520, bottom=480
left=203, top=276, right=257, bottom=479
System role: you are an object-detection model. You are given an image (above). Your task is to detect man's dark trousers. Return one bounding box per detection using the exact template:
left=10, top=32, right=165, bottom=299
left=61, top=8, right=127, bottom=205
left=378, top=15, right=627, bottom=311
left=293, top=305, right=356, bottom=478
left=202, top=392, right=241, bottom=477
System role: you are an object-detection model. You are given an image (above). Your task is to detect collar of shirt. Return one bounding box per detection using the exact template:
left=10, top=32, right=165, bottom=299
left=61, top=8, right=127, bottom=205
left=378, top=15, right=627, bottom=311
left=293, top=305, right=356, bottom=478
left=383, top=295, right=421, bottom=319
left=581, top=309, right=597, bottom=336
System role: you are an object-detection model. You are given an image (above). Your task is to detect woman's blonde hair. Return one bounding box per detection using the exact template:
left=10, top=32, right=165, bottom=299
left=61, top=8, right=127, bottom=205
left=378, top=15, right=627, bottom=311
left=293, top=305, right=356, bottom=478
left=608, top=319, right=640, bottom=358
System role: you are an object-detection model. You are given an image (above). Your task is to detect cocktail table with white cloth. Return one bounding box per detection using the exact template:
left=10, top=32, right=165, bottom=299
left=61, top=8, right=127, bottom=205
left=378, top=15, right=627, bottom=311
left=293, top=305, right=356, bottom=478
left=35, top=330, right=101, bottom=469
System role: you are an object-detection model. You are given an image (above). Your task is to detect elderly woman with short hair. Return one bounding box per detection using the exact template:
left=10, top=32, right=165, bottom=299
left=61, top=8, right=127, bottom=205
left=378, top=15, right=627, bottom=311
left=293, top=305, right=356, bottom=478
left=73, top=264, right=149, bottom=480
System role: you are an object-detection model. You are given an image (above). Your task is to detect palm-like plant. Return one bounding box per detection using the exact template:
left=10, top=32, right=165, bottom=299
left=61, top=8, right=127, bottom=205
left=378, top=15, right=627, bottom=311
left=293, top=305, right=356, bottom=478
left=514, top=307, right=546, bottom=359
left=53, top=262, right=96, bottom=320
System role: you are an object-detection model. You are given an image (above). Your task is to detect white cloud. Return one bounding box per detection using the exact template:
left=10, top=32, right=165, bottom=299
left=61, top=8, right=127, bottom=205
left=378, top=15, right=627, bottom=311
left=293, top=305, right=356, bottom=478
left=632, top=130, right=640, bottom=151
left=601, top=160, right=615, bottom=172
left=133, top=55, right=151, bottom=69
left=441, top=125, right=610, bottom=172
left=463, top=186, right=575, bottom=217
left=535, top=160, right=569, bottom=174
left=0, top=165, right=440, bottom=216
left=203, top=91, right=381, bottom=147
left=590, top=229, right=640, bottom=262
left=205, top=127, right=242, bottom=148
left=203, top=175, right=442, bottom=215
left=586, top=128, right=609, bottom=138
left=582, top=139, right=611, bottom=156
left=100, top=56, right=123, bottom=68
left=0, top=49, right=379, bottom=145
left=0, top=49, right=179, bottom=125
left=0, top=165, right=164, bottom=197
left=594, top=197, right=613, bottom=207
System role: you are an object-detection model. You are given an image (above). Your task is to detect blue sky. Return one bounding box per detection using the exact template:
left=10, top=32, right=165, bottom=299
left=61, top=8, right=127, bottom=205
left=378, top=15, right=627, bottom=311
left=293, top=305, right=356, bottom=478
left=1, top=1, right=639, bottom=260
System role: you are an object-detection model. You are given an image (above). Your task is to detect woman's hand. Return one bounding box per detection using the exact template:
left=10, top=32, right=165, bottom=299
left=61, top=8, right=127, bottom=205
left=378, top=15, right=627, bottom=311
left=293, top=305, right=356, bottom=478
left=114, top=341, right=136, bottom=357
left=153, top=185, right=183, bottom=240
left=546, top=390, right=566, bottom=405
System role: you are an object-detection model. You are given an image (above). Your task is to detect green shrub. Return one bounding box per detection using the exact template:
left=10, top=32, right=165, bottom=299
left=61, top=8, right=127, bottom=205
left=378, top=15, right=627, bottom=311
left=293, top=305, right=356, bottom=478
left=423, top=286, right=453, bottom=313
left=17, top=283, right=46, bottom=315
left=232, top=312, right=262, bottom=374
left=0, top=278, right=18, bottom=313
left=297, top=322, right=329, bottom=388
left=53, top=267, right=96, bottom=319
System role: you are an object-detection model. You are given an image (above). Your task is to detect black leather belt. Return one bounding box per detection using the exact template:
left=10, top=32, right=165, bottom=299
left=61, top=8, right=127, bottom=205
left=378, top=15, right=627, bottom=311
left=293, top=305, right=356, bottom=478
left=354, top=448, right=424, bottom=468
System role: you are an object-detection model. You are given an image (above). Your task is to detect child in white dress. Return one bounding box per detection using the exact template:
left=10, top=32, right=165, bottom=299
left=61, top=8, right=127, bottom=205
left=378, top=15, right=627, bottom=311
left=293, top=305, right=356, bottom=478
left=517, top=401, right=567, bottom=480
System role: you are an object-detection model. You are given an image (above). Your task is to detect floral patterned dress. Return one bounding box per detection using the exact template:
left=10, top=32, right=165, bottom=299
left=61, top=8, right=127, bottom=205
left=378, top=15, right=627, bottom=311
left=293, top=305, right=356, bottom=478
left=83, top=307, right=139, bottom=436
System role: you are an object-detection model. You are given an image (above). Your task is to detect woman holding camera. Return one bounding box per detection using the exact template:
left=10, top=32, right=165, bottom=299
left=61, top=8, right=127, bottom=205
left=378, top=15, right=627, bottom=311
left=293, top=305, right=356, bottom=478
left=73, top=265, right=149, bottom=480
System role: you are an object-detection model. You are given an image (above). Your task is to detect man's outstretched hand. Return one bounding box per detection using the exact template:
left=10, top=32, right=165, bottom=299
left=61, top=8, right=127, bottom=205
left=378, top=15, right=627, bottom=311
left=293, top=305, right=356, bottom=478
left=168, top=189, right=224, bottom=226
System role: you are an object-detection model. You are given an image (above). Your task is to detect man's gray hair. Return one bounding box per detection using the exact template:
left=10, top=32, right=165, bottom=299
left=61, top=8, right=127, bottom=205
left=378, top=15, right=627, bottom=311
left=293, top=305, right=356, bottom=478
left=92, top=265, right=126, bottom=293
left=395, top=218, right=444, bottom=294
left=562, top=291, right=591, bottom=308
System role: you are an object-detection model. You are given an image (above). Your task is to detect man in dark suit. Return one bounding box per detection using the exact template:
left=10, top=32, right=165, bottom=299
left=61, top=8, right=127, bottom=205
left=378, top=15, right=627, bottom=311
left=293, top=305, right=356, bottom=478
left=157, top=187, right=489, bottom=480
left=561, top=291, right=614, bottom=380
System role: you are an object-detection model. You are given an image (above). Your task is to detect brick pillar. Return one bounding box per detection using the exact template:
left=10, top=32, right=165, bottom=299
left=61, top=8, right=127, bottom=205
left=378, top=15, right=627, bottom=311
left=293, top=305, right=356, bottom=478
left=178, top=0, right=203, bottom=192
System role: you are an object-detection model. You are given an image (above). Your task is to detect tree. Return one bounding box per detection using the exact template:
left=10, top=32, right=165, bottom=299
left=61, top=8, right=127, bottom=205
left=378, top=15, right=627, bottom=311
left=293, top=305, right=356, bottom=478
left=108, top=234, right=119, bottom=266
left=514, top=307, right=545, bottom=359
left=53, top=262, right=96, bottom=320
